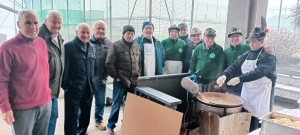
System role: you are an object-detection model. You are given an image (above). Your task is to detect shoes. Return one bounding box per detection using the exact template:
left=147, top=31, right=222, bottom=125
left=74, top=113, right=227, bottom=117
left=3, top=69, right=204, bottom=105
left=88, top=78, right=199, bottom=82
left=106, top=97, right=113, bottom=106
left=107, top=128, right=114, bottom=135
left=95, top=122, right=107, bottom=130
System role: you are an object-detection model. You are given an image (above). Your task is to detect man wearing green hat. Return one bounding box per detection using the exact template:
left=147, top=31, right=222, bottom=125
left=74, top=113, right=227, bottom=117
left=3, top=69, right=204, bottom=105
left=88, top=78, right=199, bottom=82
left=161, top=24, right=185, bottom=74
left=217, top=27, right=276, bottom=132
left=189, top=28, right=225, bottom=92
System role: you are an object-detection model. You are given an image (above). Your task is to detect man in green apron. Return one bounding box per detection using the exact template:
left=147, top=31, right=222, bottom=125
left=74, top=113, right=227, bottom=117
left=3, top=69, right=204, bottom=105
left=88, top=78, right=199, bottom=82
left=217, top=27, right=277, bottom=132
left=189, top=28, right=225, bottom=92
left=161, top=24, right=185, bottom=74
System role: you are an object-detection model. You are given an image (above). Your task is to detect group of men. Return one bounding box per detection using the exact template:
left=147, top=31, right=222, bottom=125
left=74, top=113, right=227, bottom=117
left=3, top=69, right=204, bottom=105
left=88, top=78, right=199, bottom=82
left=0, top=8, right=276, bottom=135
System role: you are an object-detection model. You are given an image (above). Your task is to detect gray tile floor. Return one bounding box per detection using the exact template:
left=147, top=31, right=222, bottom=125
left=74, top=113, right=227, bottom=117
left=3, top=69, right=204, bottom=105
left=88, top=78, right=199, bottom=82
left=0, top=84, right=298, bottom=135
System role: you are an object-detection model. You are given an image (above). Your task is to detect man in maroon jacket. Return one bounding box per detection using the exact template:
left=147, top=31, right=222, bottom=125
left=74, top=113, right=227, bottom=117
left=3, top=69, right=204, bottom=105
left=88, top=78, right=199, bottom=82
left=0, top=9, right=51, bottom=135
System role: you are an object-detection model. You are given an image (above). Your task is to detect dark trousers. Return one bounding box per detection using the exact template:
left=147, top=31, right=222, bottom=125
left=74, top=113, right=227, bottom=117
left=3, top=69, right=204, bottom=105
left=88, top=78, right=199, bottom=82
left=64, top=84, right=93, bottom=135
left=107, top=80, right=135, bottom=129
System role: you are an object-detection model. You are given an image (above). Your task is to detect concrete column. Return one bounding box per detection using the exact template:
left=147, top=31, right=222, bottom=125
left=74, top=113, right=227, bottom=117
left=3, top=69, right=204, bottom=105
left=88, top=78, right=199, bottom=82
left=225, top=0, right=269, bottom=47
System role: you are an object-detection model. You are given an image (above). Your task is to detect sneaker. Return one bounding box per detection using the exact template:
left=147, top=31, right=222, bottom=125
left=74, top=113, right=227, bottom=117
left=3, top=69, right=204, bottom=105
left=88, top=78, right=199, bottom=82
left=95, top=122, right=107, bottom=130
left=107, top=128, right=114, bottom=135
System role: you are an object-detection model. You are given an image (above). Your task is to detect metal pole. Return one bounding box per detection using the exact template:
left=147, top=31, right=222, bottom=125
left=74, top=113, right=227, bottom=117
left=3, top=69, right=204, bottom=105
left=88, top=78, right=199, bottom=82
left=294, top=0, right=299, bottom=33
left=278, top=0, right=283, bottom=30
left=14, top=2, right=17, bottom=35
left=109, top=0, right=112, bottom=40
left=216, top=0, right=218, bottom=19
left=40, top=0, right=42, bottom=20
left=31, top=0, right=33, bottom=9
left=190, top=0, right=195, bottom=31
left=51, top=0, right=53, bottom=9
left=149, top=0, right=152, bottom=22
left=67, top=0, right=69, bottom=41
left=128, top=0, right=130, bottom=19
left=0, top=4, right=18, bottom=14
left=90, top=0, right=91, bottom=23
left=172, top=0, right=174, bottom=21
left=83, top=0, right=86, bottom=22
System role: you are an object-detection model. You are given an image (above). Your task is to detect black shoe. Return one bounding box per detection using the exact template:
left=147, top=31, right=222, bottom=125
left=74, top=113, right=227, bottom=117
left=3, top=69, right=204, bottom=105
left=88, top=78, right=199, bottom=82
left=106, top=97, right=113, bottom=106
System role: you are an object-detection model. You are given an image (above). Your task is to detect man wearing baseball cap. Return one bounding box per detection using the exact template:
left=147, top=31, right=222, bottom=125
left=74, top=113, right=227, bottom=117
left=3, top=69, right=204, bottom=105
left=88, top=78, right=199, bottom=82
left=161, top=24, right=185, bottom=74
left=182, top=27, right=203, bottom=73
left=105, top=24, right=141, bottom=135
left=178, top=22, right=192, bottom=44
left=189, top=28, right=225, bottom=92
left=133, top=21, right=165, bottom=76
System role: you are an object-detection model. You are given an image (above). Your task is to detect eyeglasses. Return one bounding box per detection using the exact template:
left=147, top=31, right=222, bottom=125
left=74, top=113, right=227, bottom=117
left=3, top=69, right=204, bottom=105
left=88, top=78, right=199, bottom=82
left=230, top=35, right=241, bottom=38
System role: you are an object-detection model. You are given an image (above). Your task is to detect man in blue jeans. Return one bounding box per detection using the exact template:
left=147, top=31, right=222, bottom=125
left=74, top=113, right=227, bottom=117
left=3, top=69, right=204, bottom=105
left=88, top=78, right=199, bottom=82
left=89, top=20, right=112, bottom=130
left=38, top=10, right=64, bottom=135
left=105, top=25, right=141, bottom=135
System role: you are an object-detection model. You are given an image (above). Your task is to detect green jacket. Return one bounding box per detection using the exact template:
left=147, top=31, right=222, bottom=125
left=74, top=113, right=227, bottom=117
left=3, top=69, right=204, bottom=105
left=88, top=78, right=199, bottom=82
left=189, top=43, right=225, bottom=84
left=161, top=37, right=185, bottom=61
left=223, top=43, right=250, bottom=80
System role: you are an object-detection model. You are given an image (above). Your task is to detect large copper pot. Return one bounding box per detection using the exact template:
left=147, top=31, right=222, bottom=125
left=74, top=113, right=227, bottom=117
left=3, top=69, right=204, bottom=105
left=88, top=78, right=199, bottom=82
left=196, top=92, right=243, bottom=117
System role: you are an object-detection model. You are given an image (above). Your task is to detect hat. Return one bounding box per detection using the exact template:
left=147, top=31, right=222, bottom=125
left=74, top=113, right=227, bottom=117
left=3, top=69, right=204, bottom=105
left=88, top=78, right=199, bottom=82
left=245, top=27, right=266, bottom=42
left=228, top=27, right=243, bottom=37
left=142, top=21, right=154, bottom=30
left=204, top=28, right=216, bottom=37
left=123, top=25, right=135, bottom=35
left=178, top=22, right=188, bottom=28
left=190, top=28, right=202, bottom=36
left=168, top=24, right=180, bottom=33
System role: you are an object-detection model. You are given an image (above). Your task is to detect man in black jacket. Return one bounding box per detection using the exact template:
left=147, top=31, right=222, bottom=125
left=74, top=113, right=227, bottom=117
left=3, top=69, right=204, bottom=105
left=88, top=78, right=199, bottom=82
left=62, top=23, right=97, bottom=135
left=182, top=27, right=203, bottom=73
left=89, top=20, right=111, bottom=130
left=38, top=10, right=64, bottom=135
left=105, top=25, right=141, bottom=135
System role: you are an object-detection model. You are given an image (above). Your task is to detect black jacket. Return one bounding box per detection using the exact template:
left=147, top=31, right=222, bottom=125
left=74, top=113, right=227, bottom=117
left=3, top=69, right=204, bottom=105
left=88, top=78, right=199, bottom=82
left=106, top=38, right=141, bottom=88
left=223, top=47, right=277, bottom=83
left=182, top=40, right=203, bottom=73
left=38, top=24, right=64, bottom=99
left=89, top=35, right=111, bottom=84
left=62, top=36, right=98, bottom=93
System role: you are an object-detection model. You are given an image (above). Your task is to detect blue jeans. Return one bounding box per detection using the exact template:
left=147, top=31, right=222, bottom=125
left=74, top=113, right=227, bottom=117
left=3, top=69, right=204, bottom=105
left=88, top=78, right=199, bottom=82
left=94, top=83, right=107, bottom=123
left=107, top=80, right=134, bottom=129
left=47, top=99, right=58, bottom=135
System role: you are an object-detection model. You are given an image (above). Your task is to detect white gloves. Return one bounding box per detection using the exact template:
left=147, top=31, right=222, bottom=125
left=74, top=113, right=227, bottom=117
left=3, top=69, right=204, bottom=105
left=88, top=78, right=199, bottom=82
left=227, top=77, right=240, bottom=86
left=216, top=75, right=226, bottom=86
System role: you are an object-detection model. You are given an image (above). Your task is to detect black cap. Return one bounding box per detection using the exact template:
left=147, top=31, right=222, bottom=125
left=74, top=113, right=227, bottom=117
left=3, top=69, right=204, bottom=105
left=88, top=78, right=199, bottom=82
left=204, top=28, right=216, bottom=37
left=245, top=27, right=266, bottom=41
left=123, top=25, right=135, bottom=35
left=168, top=24, right=180, bottom=33
left=228, top=27, right=243, bottom=37
left=178, top=22, right=188, bottom=28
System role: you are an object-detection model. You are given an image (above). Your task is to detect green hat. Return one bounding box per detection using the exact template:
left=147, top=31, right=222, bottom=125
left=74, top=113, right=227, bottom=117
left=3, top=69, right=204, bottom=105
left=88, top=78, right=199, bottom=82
left=245, top=27, right=266, bottom=42
left=190, top=28, right=202, bottom=36
left=228, top=27, right=243, bottom=37
left=168, top=24, right=180, bottom=33
left=178, top=22, right=188, bottom=28
left=204, top=28, right=216, bottom=37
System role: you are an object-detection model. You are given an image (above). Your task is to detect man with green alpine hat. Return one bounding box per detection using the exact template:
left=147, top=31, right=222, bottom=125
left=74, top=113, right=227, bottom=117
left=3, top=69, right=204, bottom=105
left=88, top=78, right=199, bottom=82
left=161, top=24, right=185, bottom=74
left=189, top=28, right=225, bottom=92
left=223, top=27, right=274, bottom=96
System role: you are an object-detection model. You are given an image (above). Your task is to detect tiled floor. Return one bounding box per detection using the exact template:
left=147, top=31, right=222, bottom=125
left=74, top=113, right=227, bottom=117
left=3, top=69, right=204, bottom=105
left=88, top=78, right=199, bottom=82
left=0, top=84, right=298, bottom=135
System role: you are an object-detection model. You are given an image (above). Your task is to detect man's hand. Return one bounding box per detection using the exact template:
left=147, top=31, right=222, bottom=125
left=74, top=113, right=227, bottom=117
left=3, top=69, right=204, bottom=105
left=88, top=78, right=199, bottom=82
left=264, top=45, right=275, bottom=52
left=216, top=75, right=226, bottom=86
left=116, top=78, right=120, bottom=81
left=2, top=110, right=15, bottom=125
left=227, top=77, right=240, bottom=86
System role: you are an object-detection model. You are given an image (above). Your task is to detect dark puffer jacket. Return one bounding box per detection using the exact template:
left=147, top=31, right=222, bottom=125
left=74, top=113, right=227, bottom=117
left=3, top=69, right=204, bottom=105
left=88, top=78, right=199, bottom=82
left=105, top=38, right=141, bottom=88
